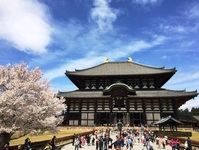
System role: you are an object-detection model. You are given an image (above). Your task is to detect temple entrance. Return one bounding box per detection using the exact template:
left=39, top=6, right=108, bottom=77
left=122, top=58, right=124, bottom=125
left=130, top=113, right=143, bottom=126
left=116, top=113, right=123, bottom=123
left=96, top=113, right=110, bottom=125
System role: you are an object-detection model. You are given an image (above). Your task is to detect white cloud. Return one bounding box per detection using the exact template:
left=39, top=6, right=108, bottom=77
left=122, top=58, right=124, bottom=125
left=159, top=23, right=189, bottom=34
left=90, top=0, right=118, bottom=33
left=185, top=3, right=199, bottom=19
left=51, top=82, right=78, bottom=93
left=179, top=98, right=199, bottom=110
left=165, top=71, right=199, bottom=110
left=0, top=0, right=53, bottom=54
left=44, top=35, right=166, bottom=81
left=161, top=55, right=167, bottom=59
left=132, top=0, right=163, bottom=5
left=168, top=71, right=199, bottom=85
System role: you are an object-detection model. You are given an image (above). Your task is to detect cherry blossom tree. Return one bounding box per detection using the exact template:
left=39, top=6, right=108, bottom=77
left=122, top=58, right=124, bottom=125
left=0, top=63, right=65, bottom=147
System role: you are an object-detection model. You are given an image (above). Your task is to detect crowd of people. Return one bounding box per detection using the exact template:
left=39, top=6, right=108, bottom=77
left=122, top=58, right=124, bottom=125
left=169, top=137, right=192, bottom=150
left=3, top=127, right=193, bottom=150
left=71, top=127, right=193, bottom=150
left=72, top=128, right=112, bottom=150
left=71, top=128, right=155, bottom=150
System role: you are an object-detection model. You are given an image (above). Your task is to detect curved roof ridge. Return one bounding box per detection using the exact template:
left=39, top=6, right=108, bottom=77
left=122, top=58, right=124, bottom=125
left=58, top=90, right=79, bottom=94
left=103, top=82, right=136, bottom=95
left=129, top=61, right=176, bottom=71
left=66, top=61, right=176, bottom=74
left=105, top=82, right=133, bottom=90
left=57, top=89, right=198, bottom=98
left=163, top=88, right=198, bottom=93
left=154, top=115, right=183, bottom=125
left=66, top=62, right=106, bottom=73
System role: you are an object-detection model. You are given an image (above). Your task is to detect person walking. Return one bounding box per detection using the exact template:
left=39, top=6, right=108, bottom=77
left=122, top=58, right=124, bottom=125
left=126, top=136, right=133, bottom=150
left=112, top=136, right=122, bottom=150
left=142, top=137, right=148, bottom=150
left=74, top=137, right=79, bottom=150
left=91, top=133, right=95, bottom=146
left=98, top=136, right=104, bottom=150
left=95, top=138, right=99, bottom=150
left=51, top=136, right=56, bottom=150
left=186, top=137, right=192, bottom=150
left=23, top=138, right=31, bottom=150
left=72, top=134, right=76, bottom=146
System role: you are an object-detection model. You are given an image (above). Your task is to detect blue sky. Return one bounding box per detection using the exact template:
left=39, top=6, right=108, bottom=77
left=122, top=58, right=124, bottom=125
left=0, top=0, right=199, bottom=110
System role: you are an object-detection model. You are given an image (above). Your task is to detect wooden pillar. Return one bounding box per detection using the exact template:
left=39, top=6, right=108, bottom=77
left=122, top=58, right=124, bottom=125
left=126, top=97, right=130, bottom=125
left=123, top=113, right=126, bottom=124
left=110, top=97, right=113, bottom=112
left=102, top=99, right=105, bottom=110
left=173, top=99, right=177, bottom=118
left=114, top=113, right=117, bottom=124
left=126, top=113, right=130, bottom=125
left=142, top=99, right=147, bottom=125
left=135, top=99, right=137, bottom=110
left=94, top=99, right=97, bottom=112
left=110, top=113, right=114, bottom=125
left=78, top=99, right=82, bottom=126
left=159, top=99, right=163, bottom=118
left=126, top=97, right=130, bottom=113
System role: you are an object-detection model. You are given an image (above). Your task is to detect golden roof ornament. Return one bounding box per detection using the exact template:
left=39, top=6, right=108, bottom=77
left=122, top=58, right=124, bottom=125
left=104, top=58, right=109, bottom=63
left=128, top=57, right=132, bottom=62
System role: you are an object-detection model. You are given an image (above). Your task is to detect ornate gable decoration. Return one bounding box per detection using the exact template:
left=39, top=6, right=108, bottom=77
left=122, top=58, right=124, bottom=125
left=103, top=82, right=136, bottom=96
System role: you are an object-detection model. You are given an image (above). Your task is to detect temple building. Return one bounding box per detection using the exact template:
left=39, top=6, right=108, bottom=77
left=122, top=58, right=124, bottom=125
left=58, top=58, right=198, bottom=126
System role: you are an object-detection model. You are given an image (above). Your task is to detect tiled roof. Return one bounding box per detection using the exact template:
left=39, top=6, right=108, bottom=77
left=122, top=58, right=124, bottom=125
left=57, top=89, right=198, bottom=98
left=153, top=116, right=183, bottom=125
left=66, top=62, right=176, bottom=76
left=193, top=116, right=199, bottom=121
left=178, top=114, right=199, bottom=122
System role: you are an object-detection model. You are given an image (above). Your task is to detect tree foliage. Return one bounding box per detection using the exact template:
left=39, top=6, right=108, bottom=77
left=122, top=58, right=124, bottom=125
left=0, top=63, right=65, bottom=146
left=178, top=107, right=199, bottom=116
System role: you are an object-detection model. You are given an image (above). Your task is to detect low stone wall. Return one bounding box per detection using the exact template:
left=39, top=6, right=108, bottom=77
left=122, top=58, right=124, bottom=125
left=9, top=129, right=95, bottom=150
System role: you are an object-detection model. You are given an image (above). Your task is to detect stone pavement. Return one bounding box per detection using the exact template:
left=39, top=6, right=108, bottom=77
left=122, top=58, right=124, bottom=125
left=61, top=132, right=172, bottom=150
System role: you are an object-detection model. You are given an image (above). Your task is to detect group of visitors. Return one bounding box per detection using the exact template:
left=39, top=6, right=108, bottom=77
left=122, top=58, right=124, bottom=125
left=85, top=127, right=194, bottom=150
left=155, top=135, right=168, bottom=149
left=72, top=128, right=113, bottom=150
left=72, top=133, right=96, bottom=150
left=93, top=128, right=150, bottom=150
left=3, top=127, right=193, bottom=150
left=170, top=137, right=192, bottom=150
left=72, top=130, right=193, bottom=150
left=70, top=127, right=157, bottom=150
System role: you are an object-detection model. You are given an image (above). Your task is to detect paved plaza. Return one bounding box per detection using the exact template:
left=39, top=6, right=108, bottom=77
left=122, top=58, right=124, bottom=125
left=61, top=132, right=172, bottom=150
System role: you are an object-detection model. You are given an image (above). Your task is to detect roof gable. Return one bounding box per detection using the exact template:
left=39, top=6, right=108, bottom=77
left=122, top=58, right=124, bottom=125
left=103, top=82, right=136, bottom=95
left=66, top=61, right=176, bottom=76
left=154, top=116, right=183, bottom=125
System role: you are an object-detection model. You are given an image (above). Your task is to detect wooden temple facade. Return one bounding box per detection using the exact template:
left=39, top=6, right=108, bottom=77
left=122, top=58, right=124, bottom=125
left=58, top=60, right=198, bottom=126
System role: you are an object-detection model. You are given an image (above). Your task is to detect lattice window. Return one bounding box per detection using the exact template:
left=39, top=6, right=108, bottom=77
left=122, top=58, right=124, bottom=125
left=113, top=97, right=126, bottom=108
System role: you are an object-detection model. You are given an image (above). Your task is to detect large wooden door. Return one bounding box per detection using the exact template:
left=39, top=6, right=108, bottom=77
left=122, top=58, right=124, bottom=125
left=130, top=113, right=143, bottom=126
left=116, top=113, right=123, bottom=123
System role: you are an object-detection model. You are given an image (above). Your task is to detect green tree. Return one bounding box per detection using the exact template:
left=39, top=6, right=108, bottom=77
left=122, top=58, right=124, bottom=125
left=178, top=108, right=191, bottom=115
left=190, top=107, right=199, bottom=115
